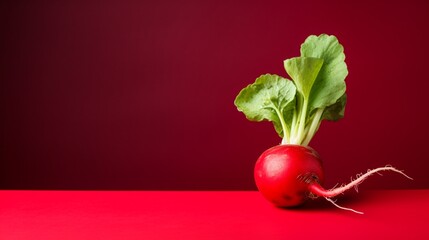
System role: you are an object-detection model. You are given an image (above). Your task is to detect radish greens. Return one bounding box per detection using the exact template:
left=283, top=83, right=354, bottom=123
left=234, top=34, right=348, bottom=146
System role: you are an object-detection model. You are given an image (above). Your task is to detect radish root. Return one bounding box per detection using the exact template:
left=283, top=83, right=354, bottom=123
left=308, top=165, right=413, bottom=214
left=325, top=197, right=363, bottom=214
left=309, top=165, right=412, bottom=198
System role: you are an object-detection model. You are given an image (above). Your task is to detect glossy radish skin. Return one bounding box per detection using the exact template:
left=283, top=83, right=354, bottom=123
left=254, top=144, right=324, bottom=207
left=254, top=144, right=413, bottom=210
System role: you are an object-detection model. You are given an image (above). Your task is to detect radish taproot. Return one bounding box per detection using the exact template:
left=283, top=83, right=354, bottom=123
left=234, top=34, right=411, bottom=214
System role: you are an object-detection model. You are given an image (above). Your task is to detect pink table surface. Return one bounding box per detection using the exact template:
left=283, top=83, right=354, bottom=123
left=1, top=190, right=428, bottom=239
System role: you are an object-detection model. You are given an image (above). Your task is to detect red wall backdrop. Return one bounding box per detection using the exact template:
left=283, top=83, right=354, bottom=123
left=1, top=0, right=428, bottom=190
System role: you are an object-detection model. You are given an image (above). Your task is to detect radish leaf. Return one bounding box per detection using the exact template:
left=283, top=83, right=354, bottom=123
left=322, top=93, right=347, bottom=121
left=234, top=74, right=296, bottom=141
left=284, top=57, right=324, bottom=101
left=300, top=34, right=347, bottom=110
left=235, top=34, right=348, bottom=145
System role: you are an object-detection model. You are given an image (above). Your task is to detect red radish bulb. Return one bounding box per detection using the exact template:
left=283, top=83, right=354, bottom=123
left=254, top=144, right=324, bottom=207
left=254, top=144, right=412, bottom=213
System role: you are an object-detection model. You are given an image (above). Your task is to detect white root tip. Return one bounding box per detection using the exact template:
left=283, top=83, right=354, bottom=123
left=325, top=197, right=364, bottom=215
left=329, top=165, right=413, bottom=196
left=322, top=165, right=412, bottom=214
left=382, top=165, right=413, bottom=180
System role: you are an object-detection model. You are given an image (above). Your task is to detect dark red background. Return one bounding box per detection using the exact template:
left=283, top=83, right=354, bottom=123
left=1, top=0, right=428, bottom=190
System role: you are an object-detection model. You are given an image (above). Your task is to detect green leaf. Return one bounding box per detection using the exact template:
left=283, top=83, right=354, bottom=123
left=284, top=57, right=324, bottom=100
left=234, top=74, right=296, bottom=138
left=234, top=34, right=349, bottom=145
left=300, top=34, right=348, bottom=109
left=322, top=93, right=347, bottom=121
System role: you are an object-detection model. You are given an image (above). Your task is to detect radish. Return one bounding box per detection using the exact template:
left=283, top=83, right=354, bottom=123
left=235, top=34, right=411, bottom=214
